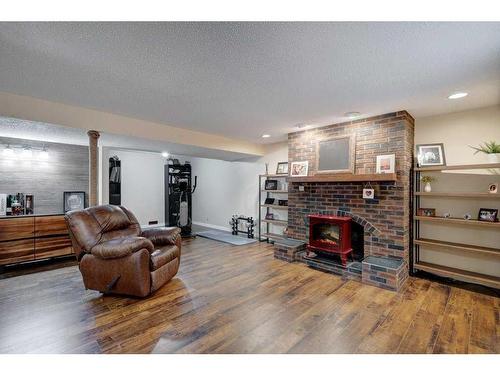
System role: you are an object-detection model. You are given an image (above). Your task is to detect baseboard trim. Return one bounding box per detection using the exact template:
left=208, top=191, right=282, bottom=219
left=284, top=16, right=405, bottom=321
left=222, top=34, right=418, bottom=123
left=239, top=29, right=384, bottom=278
left=192, top=221, right=230, bottom=232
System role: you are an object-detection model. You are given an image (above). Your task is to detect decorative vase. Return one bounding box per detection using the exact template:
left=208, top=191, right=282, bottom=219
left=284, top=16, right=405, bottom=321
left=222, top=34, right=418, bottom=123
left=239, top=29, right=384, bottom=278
left=424, top=182, right=432, bottom=193
left=487, top=153, right=500, bottom=163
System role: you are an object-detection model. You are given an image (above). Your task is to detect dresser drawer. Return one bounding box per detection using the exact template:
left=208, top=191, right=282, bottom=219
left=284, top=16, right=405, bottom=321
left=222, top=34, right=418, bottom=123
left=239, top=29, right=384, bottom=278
left=35, top=236, right=73, bottom=260
left=0, top=217, right=35, bottom=241
left=0, top=239, right=35, bottom=265
left=35, top=215, right=68, bottom=237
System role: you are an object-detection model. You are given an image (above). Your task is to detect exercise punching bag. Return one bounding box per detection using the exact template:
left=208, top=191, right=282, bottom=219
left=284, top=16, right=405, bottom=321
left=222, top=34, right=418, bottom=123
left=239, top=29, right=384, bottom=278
left=179, top=200, right=189, bottom=227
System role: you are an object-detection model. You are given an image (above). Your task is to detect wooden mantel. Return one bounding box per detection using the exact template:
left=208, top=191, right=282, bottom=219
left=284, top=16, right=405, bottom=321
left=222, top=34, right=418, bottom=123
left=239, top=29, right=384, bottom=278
left=287, top=173, right=397, bottom=183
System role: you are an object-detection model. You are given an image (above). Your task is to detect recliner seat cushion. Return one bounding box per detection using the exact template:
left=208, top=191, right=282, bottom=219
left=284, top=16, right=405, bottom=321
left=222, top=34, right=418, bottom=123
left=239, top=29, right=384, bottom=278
left=150, top=245, right=180, bottom=270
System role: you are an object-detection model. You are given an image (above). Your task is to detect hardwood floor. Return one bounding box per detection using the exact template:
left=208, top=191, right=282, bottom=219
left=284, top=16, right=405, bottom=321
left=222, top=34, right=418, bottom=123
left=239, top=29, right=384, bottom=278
left=0, top=237, right=498, bottom=354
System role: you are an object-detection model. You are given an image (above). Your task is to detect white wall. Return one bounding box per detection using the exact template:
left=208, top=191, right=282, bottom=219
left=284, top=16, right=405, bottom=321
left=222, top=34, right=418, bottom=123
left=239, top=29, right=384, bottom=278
left=415, top=105, right=500, bottom=277
left=99, top=142, right=288, bottom=232
left=101, top=147, right=165, bottom=227
left=176, top=142, right=288, bottom=232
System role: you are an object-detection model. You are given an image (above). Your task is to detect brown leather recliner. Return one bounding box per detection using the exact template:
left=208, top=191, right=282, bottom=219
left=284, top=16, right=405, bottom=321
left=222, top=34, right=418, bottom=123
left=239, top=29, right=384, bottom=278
left=65, top=204, right=181, bottom=297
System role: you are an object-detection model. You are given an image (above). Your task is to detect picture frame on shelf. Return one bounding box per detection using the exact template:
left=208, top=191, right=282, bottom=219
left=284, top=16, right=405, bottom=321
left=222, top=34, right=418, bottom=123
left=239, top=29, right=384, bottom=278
left=478, top=208, right=498, bottom=222
left=265, top=213, right=274, bottom=220
left=417, top=208, right=436, bottom=217
left=264, top=180, right=278, bottom=190
left=290, top=161, right=309, bottom=177
left=276, top=162, right=289, bottom=175
left=416, top=143, right=446, bottom=167
left=264, top=197, right=275, bottom=205
left=488, top=183, right=498, bottom=194
left=63, top=191, right=86, bottom=213
left=25, top=194, right=34, bottom=215
left=376, top=154, right=395, bottom=174
left=278, top=199, right=288, bottom=206
left=0, top=194, right=6, bottom=216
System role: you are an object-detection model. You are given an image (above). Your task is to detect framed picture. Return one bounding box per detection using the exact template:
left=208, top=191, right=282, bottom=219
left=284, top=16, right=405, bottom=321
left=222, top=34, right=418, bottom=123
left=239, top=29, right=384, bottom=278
left=64, top=191, right=86, bottom=213
left=488, top=183, right=498, bottom=194
left=417, top=208, right=436, bottom=217
left=278, top=199, right=288, bottom=206
left=264, top=197, right=275, bottom=205
left=264, top=180, right=278, bottom=190
left=376, top=154, right=396, bottom=174
left=416, top=143, right=446, bottom=167
left=362, top=188, right=375, bottom=199
left=265, top=213, right=274, bottom=220
left=290, top=161, right=309, bottom=177
left=276, top=162, right=289, bottom=175
left=25, top=194, right=34, bottom=215
left=0, top=194, right=6, bottom=216
left=316, top=134, right=356, bottom=174
left=478, top=208, right=498, bottom=222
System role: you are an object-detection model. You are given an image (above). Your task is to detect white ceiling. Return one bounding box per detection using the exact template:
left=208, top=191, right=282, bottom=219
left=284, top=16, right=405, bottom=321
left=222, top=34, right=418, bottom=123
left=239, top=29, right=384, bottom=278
left=0, top=22, right=499, bottom=143
left=0, top=116, right=256, bottom=161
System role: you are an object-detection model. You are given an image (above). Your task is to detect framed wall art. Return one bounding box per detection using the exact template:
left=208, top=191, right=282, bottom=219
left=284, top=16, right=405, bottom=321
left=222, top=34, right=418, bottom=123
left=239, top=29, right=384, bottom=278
left=63, top=191, right=86, bottom=213
left=290, top=161, right=309, bottom=177
left=376, top=154, right=395, bottom=174
left=276, top=162, right=289, bottom=175
left=416, top=143, right=446, bottom=167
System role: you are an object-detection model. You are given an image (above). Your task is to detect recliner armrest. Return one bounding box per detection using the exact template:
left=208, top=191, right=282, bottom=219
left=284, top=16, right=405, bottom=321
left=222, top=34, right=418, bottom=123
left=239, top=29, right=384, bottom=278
left=141, top=227, right=181, bottom=247
left=90, top=236, right=154, bottom=259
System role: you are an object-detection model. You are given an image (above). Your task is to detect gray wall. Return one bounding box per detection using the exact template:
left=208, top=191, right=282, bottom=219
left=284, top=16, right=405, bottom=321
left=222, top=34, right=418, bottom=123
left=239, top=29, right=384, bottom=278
left=0, top=136, right=88, bottom=214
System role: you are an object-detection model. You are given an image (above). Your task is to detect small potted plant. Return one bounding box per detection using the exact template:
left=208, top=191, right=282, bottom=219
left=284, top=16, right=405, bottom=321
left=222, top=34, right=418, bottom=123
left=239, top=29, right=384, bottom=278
left=469, top=141, right=500, bottom=163
left=421, top=175, right=435, bottom=192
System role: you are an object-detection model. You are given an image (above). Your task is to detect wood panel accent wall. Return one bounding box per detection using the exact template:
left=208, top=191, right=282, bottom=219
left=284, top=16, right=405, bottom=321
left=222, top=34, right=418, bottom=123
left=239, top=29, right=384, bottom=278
left=0, top=136, right=89, bottom=215
left=0, top=215, right=73, bottom=266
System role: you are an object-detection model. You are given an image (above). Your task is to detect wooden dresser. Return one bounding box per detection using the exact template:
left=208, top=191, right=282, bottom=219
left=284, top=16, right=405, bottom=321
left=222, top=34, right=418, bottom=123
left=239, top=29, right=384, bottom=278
left=0, top=214, right=74, bottom=266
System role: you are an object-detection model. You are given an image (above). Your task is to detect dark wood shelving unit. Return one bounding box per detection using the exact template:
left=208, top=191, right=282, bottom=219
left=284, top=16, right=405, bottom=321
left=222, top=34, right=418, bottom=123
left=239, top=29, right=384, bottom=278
left=412, top=162, right=500, bottom=290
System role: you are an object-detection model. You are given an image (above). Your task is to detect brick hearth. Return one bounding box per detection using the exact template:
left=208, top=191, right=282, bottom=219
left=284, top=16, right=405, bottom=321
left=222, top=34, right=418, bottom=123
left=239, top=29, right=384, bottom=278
left=283, top=111, right=414, bottom=291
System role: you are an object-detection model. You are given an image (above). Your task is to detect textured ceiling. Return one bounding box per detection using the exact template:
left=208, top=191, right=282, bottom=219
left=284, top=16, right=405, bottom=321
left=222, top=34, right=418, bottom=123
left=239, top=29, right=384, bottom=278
left=0, top=117, right=256, bottom=161
left=0, top=22, right=499, bottom=143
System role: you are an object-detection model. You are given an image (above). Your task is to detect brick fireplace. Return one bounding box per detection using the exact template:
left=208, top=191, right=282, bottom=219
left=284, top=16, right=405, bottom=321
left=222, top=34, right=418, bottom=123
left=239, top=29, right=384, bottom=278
left=283, top=111, right=414, bottom=291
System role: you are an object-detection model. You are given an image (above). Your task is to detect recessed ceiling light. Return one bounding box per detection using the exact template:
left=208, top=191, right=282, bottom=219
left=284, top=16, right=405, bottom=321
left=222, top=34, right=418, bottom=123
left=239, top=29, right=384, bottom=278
left=448, top=92, right=468, bottom=99
left=345, top=112, right=361, bottom=119
left=161, top=151, right=169, bottom=158
left=262, top=134, right=271, bottom=138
